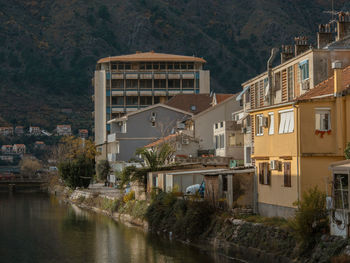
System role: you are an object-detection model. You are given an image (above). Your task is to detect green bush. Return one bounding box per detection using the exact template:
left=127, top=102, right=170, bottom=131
left=289, top=187, right=328, bottom=248
left=96, top=160, right=111, bottom=181
left=58, top=155, right=94, bottom=189
left=146, top=192, right=214, bottom=240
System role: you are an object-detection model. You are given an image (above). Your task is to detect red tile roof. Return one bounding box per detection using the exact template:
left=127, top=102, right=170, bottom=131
left=165, top=94, right=212, bottom=115
left=98, top=51, right=206, bottom=64
left=144, top=134, right=177, bottom=148
left=298, top=65, right=350, bottom=101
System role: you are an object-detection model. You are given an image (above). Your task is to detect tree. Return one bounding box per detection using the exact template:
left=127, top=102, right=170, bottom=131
left=57, top=136, right=97, bottom=189
left=20, top=157, right=42, bottom=176
left=96, top=160, right=111, bottom=181
left=135, top=143, right=175, bottom=171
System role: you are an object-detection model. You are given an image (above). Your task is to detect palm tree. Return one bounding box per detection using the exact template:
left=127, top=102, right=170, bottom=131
left=135, top=143, right=175, bottom=171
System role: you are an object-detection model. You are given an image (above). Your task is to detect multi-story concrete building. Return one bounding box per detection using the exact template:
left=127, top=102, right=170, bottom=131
left=0, top=127, right=14, bottom=136
left=56, top=125, right=72, bottom=136
left=236, top=12, right=350, bottom=217
left=29, top=126, right=41, bottom=136
left=237, top=12, right=350, bottom=167
left=93, top=51, right=210, bottom=156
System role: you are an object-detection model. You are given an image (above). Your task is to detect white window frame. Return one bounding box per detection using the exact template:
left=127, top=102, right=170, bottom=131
left=256, top=114, right=264, bottom=136
left=268, top=112, right=274, bottom=135
left=315, top=108, right=331, bottom=131
left=278, top=109, right=294, bottom=134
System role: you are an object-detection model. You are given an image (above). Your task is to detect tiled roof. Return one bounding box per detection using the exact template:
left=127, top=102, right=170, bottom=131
left=144, top=134, right=177, bottom=148
left=298, top=65, right=350, bottom=101
left=165, top=94, right=212, bottom=115
left=14, top=144, right=25, bottom=147
left=79, top=129, right=88, bottom=133
left=215, top=94, right=235, bottom=104
left=98, top=51, right=206, bottom=64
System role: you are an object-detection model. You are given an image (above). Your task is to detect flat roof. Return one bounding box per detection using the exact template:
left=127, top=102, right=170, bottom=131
left=98, top=51, right=206, bottom=64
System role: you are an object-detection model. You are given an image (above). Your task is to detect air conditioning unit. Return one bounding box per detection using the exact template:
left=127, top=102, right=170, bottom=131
left=241, top=127, right=247, bottom=134
left=301, top=79, right=310, bottom=90
left=182, top=137, right=189, bottom=145
left=262, top=117, right=269, bottom=127
left=270, top=160, right=279, bottom=170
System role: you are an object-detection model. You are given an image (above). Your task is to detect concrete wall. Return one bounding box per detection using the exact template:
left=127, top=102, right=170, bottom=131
left=94, top=70, right=106, bottom=146
left=199, top=70, right=210, bottom=94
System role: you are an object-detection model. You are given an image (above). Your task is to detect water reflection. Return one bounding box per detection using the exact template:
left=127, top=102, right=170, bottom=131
left=0, top=193, right=238, bottom=263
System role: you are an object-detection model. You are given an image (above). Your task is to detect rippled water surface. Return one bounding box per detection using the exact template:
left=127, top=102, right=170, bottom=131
left=0, top=193, right=244, bottom=263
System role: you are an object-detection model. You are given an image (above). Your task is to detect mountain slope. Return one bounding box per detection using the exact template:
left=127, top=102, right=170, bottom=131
left=0, top=0, right=348, bottom=129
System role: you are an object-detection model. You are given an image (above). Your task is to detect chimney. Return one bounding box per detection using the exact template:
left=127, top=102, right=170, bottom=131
left=337, top=12, right=350, bottom=41
left=280, top=45, right=294, bottom=63
left=317, top=24, right=333, bottom=49
left=294, top=36, right=309, bottom=56
left=332, top=60, right=343, bottom=95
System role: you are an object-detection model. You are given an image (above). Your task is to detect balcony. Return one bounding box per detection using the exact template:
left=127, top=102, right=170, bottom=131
left=108, top=133, right=117, bottom=143
left=108, top=153, right=117, bottom=162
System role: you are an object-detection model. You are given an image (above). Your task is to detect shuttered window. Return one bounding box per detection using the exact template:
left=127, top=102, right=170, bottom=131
left=259, top=162, right=271, bottom=185
left=268, top=112, right=274, bottom=135
left=284, top=162, right=291, bottom=187
left=278, top=109, right=294, bottom=134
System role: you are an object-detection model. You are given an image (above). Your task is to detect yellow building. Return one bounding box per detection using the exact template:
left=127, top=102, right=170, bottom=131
left=251, top=63, right=350, bottom=217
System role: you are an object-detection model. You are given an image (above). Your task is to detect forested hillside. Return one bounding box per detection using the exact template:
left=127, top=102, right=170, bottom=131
left=0, top=0, right=348, bottom=129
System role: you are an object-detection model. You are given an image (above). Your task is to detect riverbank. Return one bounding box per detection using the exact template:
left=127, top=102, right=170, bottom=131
left=48, top=180, right=350, bottom=263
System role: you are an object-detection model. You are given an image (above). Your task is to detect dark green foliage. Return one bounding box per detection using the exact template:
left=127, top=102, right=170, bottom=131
left=98, top=5, right=111, bottom=21
left=289, top=187, right=328, bottom=249
left=120, top=166, right=150, bottom=186
left=58, top=155, right=94, bottom=189
left=146, top=192, right=214, bottom=240
left=345, top=142, right=350, bottom=159
left=96, top=159, right=110, bottom=181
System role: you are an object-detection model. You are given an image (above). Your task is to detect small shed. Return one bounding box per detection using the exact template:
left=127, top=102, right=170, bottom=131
left=203, top=168, right=255, bottom=209
left=147, top=168, right=226, bottom=193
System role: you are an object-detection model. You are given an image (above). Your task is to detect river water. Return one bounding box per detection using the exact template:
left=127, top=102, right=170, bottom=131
left=0, top=193, right=244, bottom=263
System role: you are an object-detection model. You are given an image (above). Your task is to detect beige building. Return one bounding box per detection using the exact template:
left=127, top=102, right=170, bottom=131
left=238, top=13, right=350, bottom=167
left=94, top=51, right=210, bottom=156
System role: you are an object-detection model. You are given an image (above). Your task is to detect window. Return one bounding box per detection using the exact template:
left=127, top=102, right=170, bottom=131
left=188, top=63, right=194, bottom=70
left=140, top=79, right=152, bottom=89
left=167, top=63, right=173, bottom=70
left=126, top=96, right=138, bottom=105
left=334, top=174, right=349, bottom=209
left=245, top=87, right=251, bottom=103
left=126, top=80, right=137, bottom=89
left=214, top=135, right=219, bottom=149
left=112, top=96, right=124, bottom=105
left=284, top=162, right=291, bottom=187
left=268, top=112, right=274, bottom=135
left=256, top=114, right=264, bottom=136
left=299, top=60, right=309, bottom=81
left=112, top=79, right=124, bottom=89
left=315, top=109, right=331, bottom=131
left=245, top=147, right=252, bottom=164
left=219, top=134, right=224, bottom=148
left=160, top=63, right=166, bottom=70
left=278, top=109, right=294, bottom=134
left=125, top=63, right=131, bottom=70
left=222, top=175, right=228, bottom=191
left=220, top=122, right=224, bottom=128
left=287, top=66, right=294, bottom=100
left=140, top=96, right=152, bottom=105
left=215, top=123, right=218, bottom=129
left=182, top=79, right=194, bottom=89
left=259, top=162, right=270, bottom=185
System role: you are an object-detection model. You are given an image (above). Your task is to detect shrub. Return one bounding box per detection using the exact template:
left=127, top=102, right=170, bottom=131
left=58, top=155, right=94, bottom=189
left=20, top=157, right=42, bottom=176
left=146, top=192, right=214, bottom=240
left=345, top=142, right=350, bottom=159
left=123, top=191, right=135, bottom=203
left=96, top=160, right=110, bottom=181
left=289, top=187, right=328, bottom=248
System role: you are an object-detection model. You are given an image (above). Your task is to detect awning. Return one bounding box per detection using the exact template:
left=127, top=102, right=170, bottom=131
left=236, top=86, right=250, bottom=101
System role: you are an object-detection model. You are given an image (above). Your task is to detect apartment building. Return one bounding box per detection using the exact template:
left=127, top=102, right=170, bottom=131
left=238, top=12, right=350, bottom=167
left=15, top=126, right=24, bottom=136
left=29, top=126, right=41, bottom=136
left=93, top=51, right=210, bottom=156
left=236, top=13, right=350, bottom=217
left=78, top=129, right=89, bottom=139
